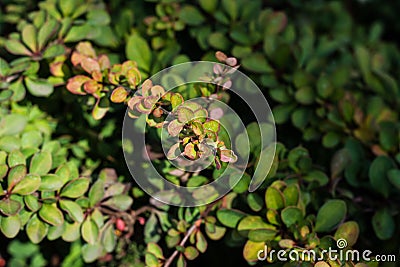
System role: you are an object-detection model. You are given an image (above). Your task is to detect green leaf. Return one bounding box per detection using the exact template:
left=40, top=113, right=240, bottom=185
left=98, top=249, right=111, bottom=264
left=0, top=90, right=13, bottom=102
left=47, top=223, right=65, bottom=240
left=0, top=136, right=21, bottom=152
left=283, top=184, right=299, bottom=206
left=12, top=174, right=41, bottom=195
left=184, top=246, right=199, bottom=260
left=303, top=170, right=329, bottom=186
left=62, top=222, right=81, bottom=242
left=242, top=53, right=272, bottom=73
left=102, top=194, right=133, bottom=211
left=331, top=148, right=351, bottom=179
left=21, top=131, right=43, bottom=149
left=205, top=223, right=226, bottom=241
left=30, top=151, right=52, bottom=176
left=42, top=43, right=66, bottom=59
left=243, top=240, right=265, bottom=262
left=60, top=177, right=90, bottom=198
left=203, top=120, right=220, bottom=132
left=39, top=203, right=64, bottom=226
left=216, top=208, right=245, bottom=228
left=92, top=97, right=109, bottom=120
left=294, top=86, right=315, bottom=105
left=238, top=216, right=274, bottom=231
left=91, top=208, right=104, bottom=228
left=39, top=174, right=64, bottom=191
left=222, top=0, right=238, bottom=20
left=334, top=221, right=359, bottom=247
left=315, top=200, right=347, bottom=232
left=105, top=183, right=125, bottom=197
left=387, top=169, right=400, bottom=190
left=22, top=24, right=38, bottom=52
left=38, top=19, right=58, bottom=50
left=0, top=57, right=10, bottom=76
left=0, top=164, right=8, bottom=181
left=81, top=243, right=103, bottom=263
left=1, top=215, right=21, bottom=238
left=59, top=0, right=75, bottom=16
left=145, top=252, right=159, bottom=267
left=266, top=209, right=280, bottom=225
left=177, top=254, right=186, bottom=267
left=171, top=94, right=184, bottom=109
left=355, top=46, right=370, bottom=79
left=9, top=78, right=26, bottom=101
left=196, top=231, right=207, bottom=253
left=126, top=33, right=151, bottom=72
left=0, top=199, right=22, bottom=216
left=288, top=146, right=310, bottom=172
left=147, top=242, right=164, bottom=259
left=281, top=206, right=303, bottom=227
left=26, top=214, right=48, bottom=243
left=0, top=114, right=27, bottom=136
left=323, top=132, right=340, bottom=148
left=89, top=179, right=105, bottom=207
left=199, top=0, right=218, bottom=13
left=208, top=32, right=230, bottom=50
left=372, top=208, right=395, bottom=240
left=59, top=199, right=84, bottom=223
left=248, top=228, right=277, bottom=242
left=5, top=39, right=32, bottom=56
left=24, top=195, right=41, bottom=212
left=64, top=24, right=91, bottom=43
left=378, top=121, right=398, bottom=151
left=247, top=193, right=263, bottom=212
left=25, top=77, right=54, bottom=97
left=265, top=187, right=285, bottom=210
left=82, top=217, right=99, bottom=244
left=8, top=164, right=27, bottom=190
left=369, top=156, right=394, bottom=198
left=55, top=164, right=71, bottom=186
left=179, top=5, right=205, bottom=26
left=102, top=224, right=116, bottom=253
left=87, top=9, right=111, bottom=26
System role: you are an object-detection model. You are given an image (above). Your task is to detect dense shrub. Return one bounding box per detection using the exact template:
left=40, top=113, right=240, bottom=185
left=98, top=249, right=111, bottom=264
left=0, top=0, right=399, bottom=266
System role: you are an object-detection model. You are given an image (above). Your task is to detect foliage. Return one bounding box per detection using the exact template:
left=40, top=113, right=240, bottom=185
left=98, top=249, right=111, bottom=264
left=0, top=0, right=399, bottom=266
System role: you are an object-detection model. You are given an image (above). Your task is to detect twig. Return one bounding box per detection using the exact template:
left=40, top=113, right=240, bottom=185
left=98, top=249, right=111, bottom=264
left=164, top=223, right=197, bottom=267
left=163, top=201, right=219, bottom=267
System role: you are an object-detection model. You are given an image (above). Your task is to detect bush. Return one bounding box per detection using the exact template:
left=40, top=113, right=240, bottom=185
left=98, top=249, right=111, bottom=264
left=0, top=0, right=399, bottom=266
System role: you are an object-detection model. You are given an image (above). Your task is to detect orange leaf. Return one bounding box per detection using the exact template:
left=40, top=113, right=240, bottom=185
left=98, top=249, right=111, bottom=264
left=110, top=87, right=128, bottom=103
left=66, top=75, right=90, bottom=95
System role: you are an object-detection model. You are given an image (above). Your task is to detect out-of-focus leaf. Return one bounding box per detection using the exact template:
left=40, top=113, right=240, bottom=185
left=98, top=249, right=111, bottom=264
left=372, top=208, right=395, bottom=240
left=315, top=200, right=347, bottom=232
left=25, top=77, right=54, bottom=97
left=26, top=214, right=48, bottom=243
left=1, top=215, right=21, bottom=238
left=126, top=33, right=151, bottom=72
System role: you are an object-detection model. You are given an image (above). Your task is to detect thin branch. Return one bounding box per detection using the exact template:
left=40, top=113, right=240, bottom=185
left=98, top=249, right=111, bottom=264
left=164, top=223, right=197, bottom=267
left=163, top=201, right=219, bottom=267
